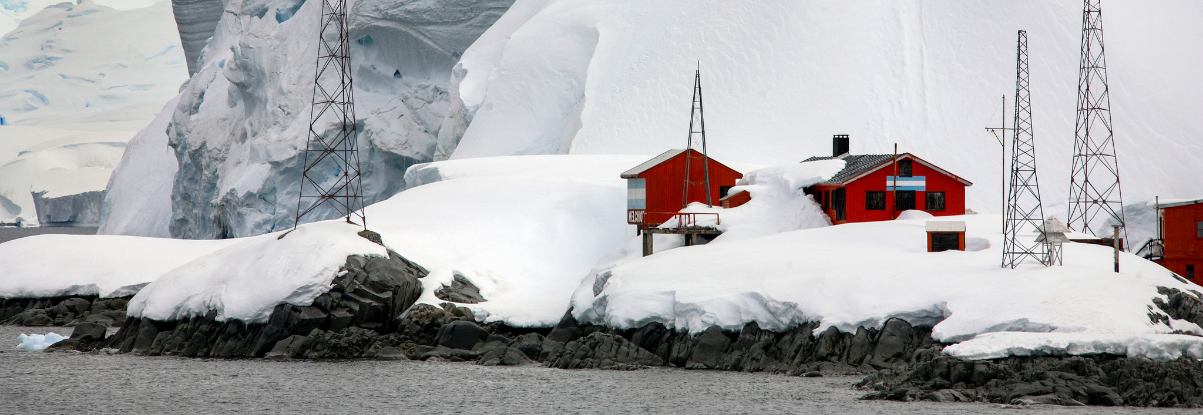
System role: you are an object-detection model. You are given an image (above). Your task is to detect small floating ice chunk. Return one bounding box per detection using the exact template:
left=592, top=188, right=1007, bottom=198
left=16, top=333, right=66, bottom=350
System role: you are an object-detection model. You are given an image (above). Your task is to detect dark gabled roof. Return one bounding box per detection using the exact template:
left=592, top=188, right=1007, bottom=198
left=801, top=153, right=972, bottom=186
left=621, top=149, right=686, bottom=178
left=1160, top=198, right=1203, bottom=209
left=802, top=154, right=897, bottom=185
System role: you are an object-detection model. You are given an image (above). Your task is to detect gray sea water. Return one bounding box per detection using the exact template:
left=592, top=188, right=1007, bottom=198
left=0, top=326, right=1197, bottom=414
left=0, top=227, right=97, bottom=244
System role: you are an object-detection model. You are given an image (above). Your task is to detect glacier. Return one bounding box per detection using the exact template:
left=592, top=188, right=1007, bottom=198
left=101, top=0, right=513, bottom=238
left=0, top=0, right=187, bottom=227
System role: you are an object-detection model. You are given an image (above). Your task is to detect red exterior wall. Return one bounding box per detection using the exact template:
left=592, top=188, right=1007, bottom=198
left=1160, top=203, right=1203, bottom=285
left=813, top=155, right=968, bottom=225
left=637, top=149, right=743, bottom=225
left=721, top=190, right=751, bottom=209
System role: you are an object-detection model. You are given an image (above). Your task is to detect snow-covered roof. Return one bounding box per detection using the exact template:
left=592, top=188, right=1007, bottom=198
left=801, top=153, right=972, bottom=186
left=621, top=149, right=686, bottom=178
left=1159, top=198, right=1203, bottom=209
left=925, top=221, right=966, bottom=232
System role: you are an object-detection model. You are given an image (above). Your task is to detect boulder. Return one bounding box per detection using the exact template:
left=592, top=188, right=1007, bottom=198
left=70, top=322, right=108, bottom=342
left=686, top=326, right=731, bottom=369
left=436, top=321, right=489, bottom=350
left=374, top=346, right=408, bottom=361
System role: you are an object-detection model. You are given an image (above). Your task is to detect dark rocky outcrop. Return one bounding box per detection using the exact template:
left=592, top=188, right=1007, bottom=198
left=1, top=296, right=130, bottom=327
left=434, top=273, right=485, bottom=304
left=1154, top=287, right=1203, bottom=333
left=858, top=354, right=1203, bottom=407
left=101, top=252, right=427, bottom=358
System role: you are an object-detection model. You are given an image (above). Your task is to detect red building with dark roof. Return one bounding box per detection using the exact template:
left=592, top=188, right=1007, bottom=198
left=622, top=149, right=743, bottom=227
left=803, top=137, right=972, bottom=225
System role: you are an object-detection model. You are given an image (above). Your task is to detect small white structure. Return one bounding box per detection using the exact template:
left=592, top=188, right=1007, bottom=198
left=926, top=221, right=966, bottom=252
left=1035, top=218, right=1070, bottom=266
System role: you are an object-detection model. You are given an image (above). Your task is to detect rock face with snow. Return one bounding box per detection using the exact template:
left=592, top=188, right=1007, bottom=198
left=102, top=0, right=511, bottom=239
left=170, top=0, right=224, bottom=75
left=31, top=190, right=103, bottom=226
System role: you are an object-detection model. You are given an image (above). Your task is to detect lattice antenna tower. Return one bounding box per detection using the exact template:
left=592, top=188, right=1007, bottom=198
left=681, top=67, right=713, bottom=208
left=294, top=0, right=365, bottom=229
left=1002, top=30, right=1050, bottom=268
left=1067, top=0, right=1126, bottom=243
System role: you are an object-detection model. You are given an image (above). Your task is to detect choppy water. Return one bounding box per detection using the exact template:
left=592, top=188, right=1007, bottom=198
left=0, top=227, right=97, bottom=244
left=0, top=326, right=1196, bottom=414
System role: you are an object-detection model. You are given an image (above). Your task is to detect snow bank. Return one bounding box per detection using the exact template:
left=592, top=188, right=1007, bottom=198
left=15, top=332, right=65, bottom=350
left=446, top=0, right=1203, bottom=227
left=128, top=221, right=386, bottom=322
left=945, top=332, right=1203, bottom=362
left=571, top=211, right=1200, bottom=362
left=367, top=155, right=647, bottom=327
left=0, top=233, right=237, bottom=298
left=97, top=96, right=180, bottom=237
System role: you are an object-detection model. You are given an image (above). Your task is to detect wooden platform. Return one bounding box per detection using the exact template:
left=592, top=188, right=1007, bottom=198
left=642, top=227, right=721, bottom=256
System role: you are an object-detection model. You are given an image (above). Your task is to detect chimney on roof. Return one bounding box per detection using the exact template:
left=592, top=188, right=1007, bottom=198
left=833, top=134, right=850, bottom=158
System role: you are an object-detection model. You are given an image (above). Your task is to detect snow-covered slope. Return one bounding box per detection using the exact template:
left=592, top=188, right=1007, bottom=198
left=0, top=0, right=187, bottom=125
left=101, top=0, right=512, bottom=238
left=444, top=0, right=1203, bottom=234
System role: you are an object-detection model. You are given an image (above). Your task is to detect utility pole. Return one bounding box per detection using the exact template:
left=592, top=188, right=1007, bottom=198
left=985, top=95, right=1012, bottom=233
left=1113, top=225, right=1121, bottom=272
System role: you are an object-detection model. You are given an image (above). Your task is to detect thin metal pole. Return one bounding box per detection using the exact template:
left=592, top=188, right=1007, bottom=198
left=892, top=143, right=898, bottom=218
left=1001, top=95, right=1006, bottom=232
left=1113, top=224, right=1121, bottom=272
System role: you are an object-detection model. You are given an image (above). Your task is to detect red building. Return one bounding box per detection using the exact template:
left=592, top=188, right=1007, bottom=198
left=802, top=143, right=971, bottom=225
left=622, top=149, right=743, bottom=227
left=1152, top=199, right=1203, bottom=284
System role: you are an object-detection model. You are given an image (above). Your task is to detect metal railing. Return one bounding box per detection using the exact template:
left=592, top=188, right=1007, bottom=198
left=659, top=212, right=720, bottom=228
left=1135, top=238, right=1164, bottom=261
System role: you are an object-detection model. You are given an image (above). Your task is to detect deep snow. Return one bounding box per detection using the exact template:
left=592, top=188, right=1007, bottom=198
left=446, top=0, right=1203, bottom=235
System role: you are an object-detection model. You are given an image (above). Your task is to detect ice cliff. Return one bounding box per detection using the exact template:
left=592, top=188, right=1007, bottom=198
left=101, top=0, right=512, bottom=238
left=170, top=0, right=224, bottom=75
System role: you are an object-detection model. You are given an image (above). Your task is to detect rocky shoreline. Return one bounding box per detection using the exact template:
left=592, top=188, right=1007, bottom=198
left=4, top=252, right=1203, bottom=408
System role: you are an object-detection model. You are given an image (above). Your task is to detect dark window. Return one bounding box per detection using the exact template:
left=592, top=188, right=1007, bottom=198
left=931, top=232, right=960, bottom=252
left=823, top=190, right=831, bottom=210
left=834, top=188, right=846, bottom=221
left=1197, top=221, right=1203, bottom=238
left=925, top=191, right=946, bottom=212
left=895, top=190, right=915, bottom=211
left=866, top=191, right=886, bottom=210
left=898, top=159, right=913, bottom=177
left=720, top=186, right=734, bottom=198
left=1188, top=265, right=1196, bottom=280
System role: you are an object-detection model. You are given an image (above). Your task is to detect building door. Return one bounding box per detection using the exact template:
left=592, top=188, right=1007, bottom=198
left=931, top=233, right=960, bottom=252
left=834, top=188, right=846, bottom=221
left=895, top=190, right=915, bottom=211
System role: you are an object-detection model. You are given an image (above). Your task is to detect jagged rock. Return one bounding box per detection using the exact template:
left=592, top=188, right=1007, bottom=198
left=513, top=333, right=544, bottom=360
left=867, top=318, right=914, bottom=369
left=547, top=332, right=664, bottom=369
left=436, top=321, right=489, bottom=350
left=686, top=326, right=732, bottom=369
left=434, top=273, right=485, bottom=304
left=1155, top=287, right=1203, bottom=331
left=374, top=346, right=409, bottom=360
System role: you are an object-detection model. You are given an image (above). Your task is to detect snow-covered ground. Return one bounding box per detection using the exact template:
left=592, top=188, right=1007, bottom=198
left=0, top=231, right=236, bottom=298
left=445, top=0, right=1203, bottom=236
left=4, top=156, right=1202, bottom=361
left=571, top=211, right=1203, bottom=361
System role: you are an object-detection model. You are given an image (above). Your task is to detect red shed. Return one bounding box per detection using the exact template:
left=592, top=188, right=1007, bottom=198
left=1153, top=199, right=1203, bottom=284
left=802, top=143, right=971, bottom=225
left=622, top=149, right=743, bottom=227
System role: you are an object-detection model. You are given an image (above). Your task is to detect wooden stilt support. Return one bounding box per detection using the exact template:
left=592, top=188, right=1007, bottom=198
left=643, top=231, right=654, bottom=257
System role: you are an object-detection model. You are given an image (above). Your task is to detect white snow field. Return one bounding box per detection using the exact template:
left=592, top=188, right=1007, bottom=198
left=570, top=210, right=1203, bottom=361
left=445, top=0, right=1203, bottom=235
left=100, top=0, right=513, bottom=238
left=0, top=231, right=236, bottom=298
left=0, top=0, right=187, bottom=226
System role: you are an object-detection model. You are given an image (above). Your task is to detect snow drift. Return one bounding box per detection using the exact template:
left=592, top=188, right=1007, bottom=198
left=445, top=0, right=1203, bottom=234
left=100, top=0, right=512, bottom=238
